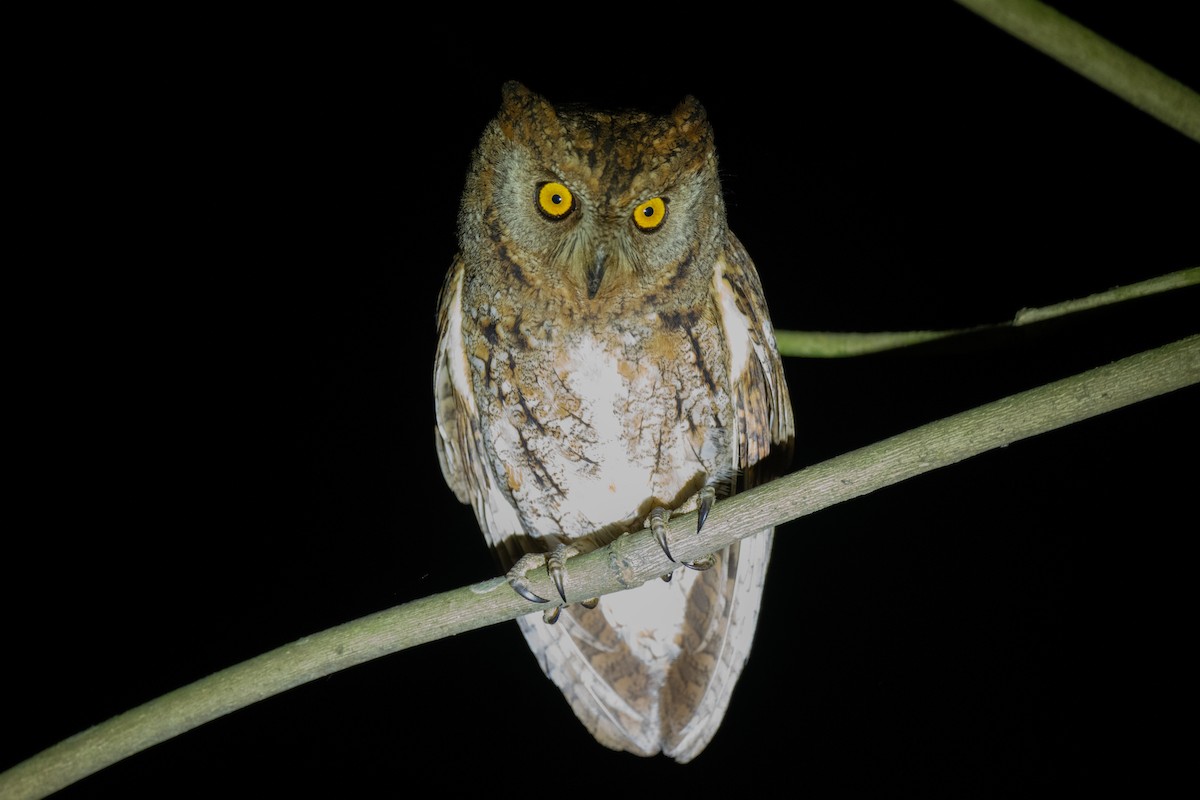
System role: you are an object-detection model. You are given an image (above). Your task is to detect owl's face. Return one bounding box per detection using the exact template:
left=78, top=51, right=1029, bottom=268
left=458, top=82, right=728, bottom=311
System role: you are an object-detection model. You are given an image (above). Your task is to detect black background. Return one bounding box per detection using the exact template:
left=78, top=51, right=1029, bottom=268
left=5, top=3, right=1197, bottom=796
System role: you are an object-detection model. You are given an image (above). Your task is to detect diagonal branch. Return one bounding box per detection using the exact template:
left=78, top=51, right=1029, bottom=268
left=953, top=0, right=1200, bottom=142
left=3, top=334, right=1197, bottom=800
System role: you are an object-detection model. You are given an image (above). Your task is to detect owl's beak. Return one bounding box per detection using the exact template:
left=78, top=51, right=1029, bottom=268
left=587, top=248, right=608, bottom=299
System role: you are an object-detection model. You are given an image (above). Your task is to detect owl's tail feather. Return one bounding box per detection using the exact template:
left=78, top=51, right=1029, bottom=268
left=515, top=528, right=773, bottom=762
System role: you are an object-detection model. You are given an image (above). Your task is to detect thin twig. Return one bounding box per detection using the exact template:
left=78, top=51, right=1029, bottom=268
left=3, top=334, right=1196, bottom=800
left=775, top=267, right=1198, bottom=357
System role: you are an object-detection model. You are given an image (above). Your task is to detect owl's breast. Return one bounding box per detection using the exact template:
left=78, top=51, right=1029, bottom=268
left=470, top=315, right=733, bottom=543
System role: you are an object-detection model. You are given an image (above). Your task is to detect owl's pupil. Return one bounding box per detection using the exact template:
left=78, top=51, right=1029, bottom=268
left=552, top=194, right=563, bottom=205
left=643, top=206, right=655, bottom=217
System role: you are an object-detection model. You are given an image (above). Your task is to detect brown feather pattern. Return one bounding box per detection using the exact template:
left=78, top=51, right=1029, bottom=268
left=434, top=83, right=793, bottom=762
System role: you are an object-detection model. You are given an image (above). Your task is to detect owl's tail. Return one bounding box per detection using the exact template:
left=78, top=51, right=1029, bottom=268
left=515, top=528, right=773, bottom=762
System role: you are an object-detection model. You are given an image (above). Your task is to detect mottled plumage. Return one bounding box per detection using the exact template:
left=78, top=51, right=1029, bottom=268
left=434, top=82, right=793, bottom=762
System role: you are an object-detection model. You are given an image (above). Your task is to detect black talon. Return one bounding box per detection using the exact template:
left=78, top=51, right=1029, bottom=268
left=510, top=580, right=550, bottom=604
left=661, top=572, right=673, bottom=583
left=543, top=606, right=562, bottom=625
left=581, top=597, right=599, bottom=609
left=697, top=490, right=714, bottom=533
left=550, top=563, right=568, bottom=603
left=651, top=507, right=676, bottom=562
left=655, top=530, right=675, bottom=562
left=546, top=547, right=570, bottom=603
left=684, top=554, right=716, bottom=571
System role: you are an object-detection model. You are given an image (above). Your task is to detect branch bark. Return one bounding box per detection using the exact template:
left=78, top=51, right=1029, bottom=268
left=3, top=334, right=1197, bottom=800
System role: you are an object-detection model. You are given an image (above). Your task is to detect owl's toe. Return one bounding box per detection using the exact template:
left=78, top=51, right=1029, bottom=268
left=508, top=544, right=584, bottom=619
left=652, top=488, right=715, bottom=569
left=547, top=545, right=570, bottom=603
left=649, top=506, right=676, bottom=562
left=684, top=553, right=717, bottom=571
left=506, top=552, right=551, bottom=604
left=510, top=580, right=550, bottom=603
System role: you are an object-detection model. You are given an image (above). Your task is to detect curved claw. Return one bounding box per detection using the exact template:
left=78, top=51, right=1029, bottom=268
left=549, top=563, right=568, bottom=603
left=697, top=486, right=715, bottom=533
left=509, top=579, right=550, bottom=604
left=660, top=572, right=673, bottom=583
left=654, top=530, right=675, bottom=562
left=546, top=547, right=570, bottom=603
left=684, top=553, right=716, bottom=571
left=580, top=597, right=599, bottom=609
left=650, top=506, right=675, bottom=562
left=543, top=605, right=562, bottom=625
left=507, top=553, right=552, bottom=604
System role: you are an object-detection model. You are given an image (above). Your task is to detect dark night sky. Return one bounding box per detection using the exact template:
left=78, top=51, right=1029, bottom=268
left=5, top=4, right=1197, bottom=796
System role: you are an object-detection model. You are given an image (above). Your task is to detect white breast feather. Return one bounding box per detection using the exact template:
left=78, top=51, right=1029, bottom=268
left=557, top=335, right=650, bottom=528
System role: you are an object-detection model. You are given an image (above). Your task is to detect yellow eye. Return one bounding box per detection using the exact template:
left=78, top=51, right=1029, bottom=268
left=633, top=197, right=667, bottom=231
left=537, top=181, right=574, bottom=219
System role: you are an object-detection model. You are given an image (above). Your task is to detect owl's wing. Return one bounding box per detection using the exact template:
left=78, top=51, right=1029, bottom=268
left=515, top=236, right=794, bottom=763
left=434, top=259, right=475, bottom=505
left=652, top=233, right=794, bottom=761
left=434, top=257, right=528, bottom=566
left=716, top=232, right=796, bottom=483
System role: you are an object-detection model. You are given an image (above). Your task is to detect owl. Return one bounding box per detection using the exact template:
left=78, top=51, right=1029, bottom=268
left=434, top=82, right=794, bottom=762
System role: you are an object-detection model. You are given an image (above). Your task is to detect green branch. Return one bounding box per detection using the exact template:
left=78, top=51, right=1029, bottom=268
left=954, top=0, right=1200, bottom=142
left=776, top=267, right=1198, bottom=358
left=3, top=334, right=1197, bottom=800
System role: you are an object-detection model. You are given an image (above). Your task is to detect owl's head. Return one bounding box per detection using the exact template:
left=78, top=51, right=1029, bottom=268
left=458, top=82, right=727, bottom=309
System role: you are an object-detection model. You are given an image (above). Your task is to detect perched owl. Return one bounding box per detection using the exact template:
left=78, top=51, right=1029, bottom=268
left=434, top=82, right=794, bottom=762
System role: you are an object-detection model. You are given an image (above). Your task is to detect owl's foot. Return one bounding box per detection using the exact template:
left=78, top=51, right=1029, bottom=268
left=652, top=498, right=717, bottom=572
left=546, top=544, right=577, bottom=603
left=507, top=552, right=552, bottom=604
left=546, top=546, right=597, bottom=621
left=681, top=486, right=719, bottom=570
left=507, top=544, right=585, bottom=621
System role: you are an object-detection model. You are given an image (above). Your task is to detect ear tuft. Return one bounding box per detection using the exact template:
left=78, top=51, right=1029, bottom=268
left=498, top=81, right=557, bottom=140
left=670, top=95, right=708, bottom=131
